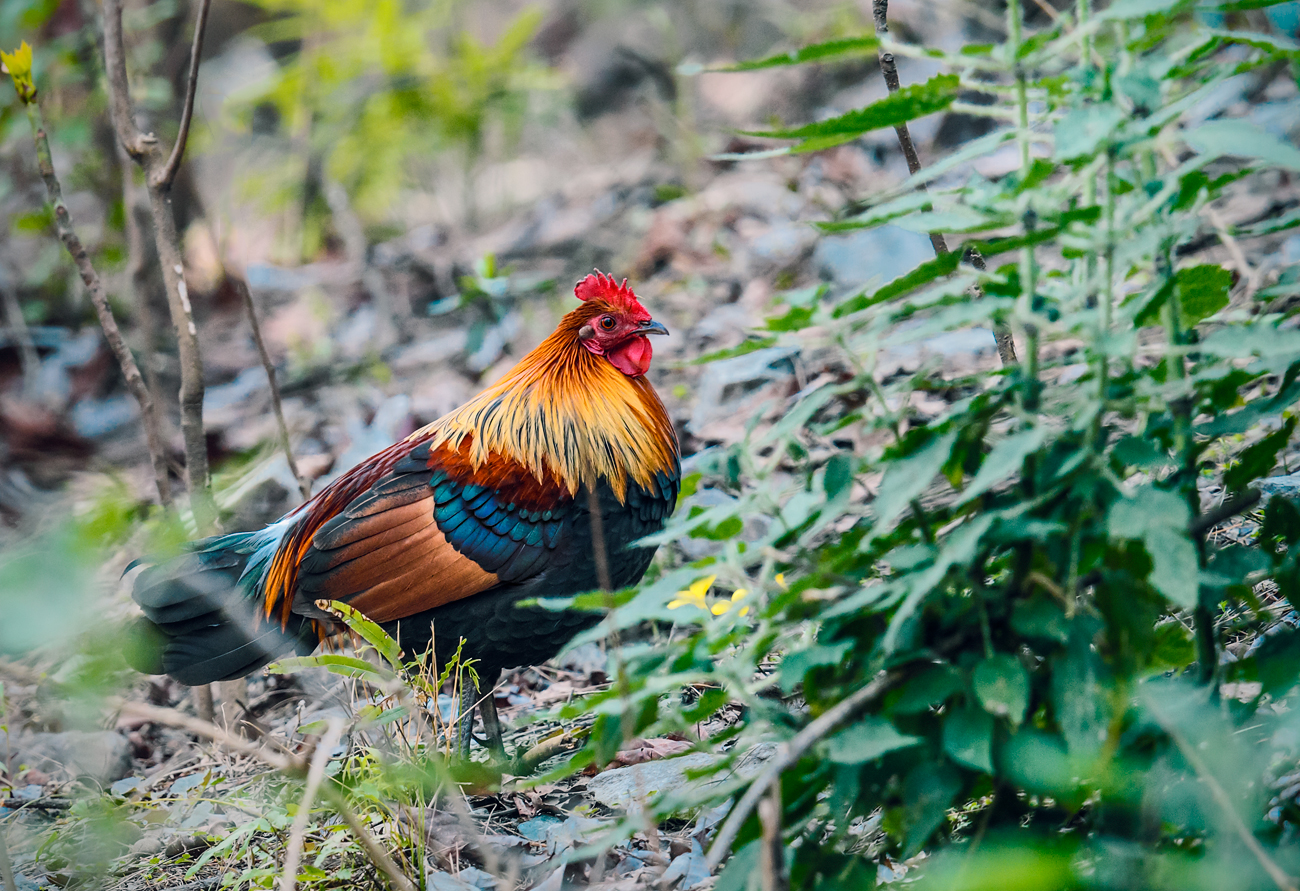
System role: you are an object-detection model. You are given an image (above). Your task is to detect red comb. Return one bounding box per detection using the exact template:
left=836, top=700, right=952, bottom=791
left=574, top=270, right=649, bottom=318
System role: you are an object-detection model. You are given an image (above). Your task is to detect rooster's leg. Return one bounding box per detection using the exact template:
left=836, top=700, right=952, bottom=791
left=456, top=684, right=476, bottom=759
left=479, top=688, right=506, bottom=760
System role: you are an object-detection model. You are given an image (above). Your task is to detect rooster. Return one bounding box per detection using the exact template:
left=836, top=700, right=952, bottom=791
left=128, top=272, right=679, bottom=754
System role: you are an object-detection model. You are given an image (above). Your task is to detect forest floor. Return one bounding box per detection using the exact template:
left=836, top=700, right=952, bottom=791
left=1, top=0, right=1299, bottom=888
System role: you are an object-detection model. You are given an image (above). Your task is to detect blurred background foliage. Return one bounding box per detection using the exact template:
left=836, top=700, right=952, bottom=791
left=2, top=0, right=1300, bottom=888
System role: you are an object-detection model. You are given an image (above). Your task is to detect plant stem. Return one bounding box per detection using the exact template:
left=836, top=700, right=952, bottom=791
left=104, top=0, right=215, bottom=530
left=1007, top=0, right=1032, bottom=173
left=871, top=0, right=1017, bottom=366
left=237, top=278, right=311, bottom=501
left=1147, top=698, right=1299, bottom=891
left=1078, top=0, right=1093, bottom=67
left=758, top=783, right=788, bottom=891
left=13, top=88, right=171, bottom=505
left=279, top=718, right=344, bottom=891
left=0, top=821, right=16, bottom=891
left=705, top=669, right=905, bottom=872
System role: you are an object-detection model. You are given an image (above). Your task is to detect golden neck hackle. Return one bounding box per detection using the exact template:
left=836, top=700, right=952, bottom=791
left=410, top=304, right=678, bottom=500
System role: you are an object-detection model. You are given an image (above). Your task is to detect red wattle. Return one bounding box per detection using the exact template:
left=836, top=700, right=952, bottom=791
left=608, top=336, right=652, bottom=377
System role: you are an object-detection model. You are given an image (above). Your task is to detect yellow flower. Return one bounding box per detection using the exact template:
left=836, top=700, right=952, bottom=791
left=1, top=42, right=35, bottom=103
left=669, top=574, right=715, bottom=610
left=711, top=589, right=750, bottom=617
left=774, top=573, right=787, bottom=590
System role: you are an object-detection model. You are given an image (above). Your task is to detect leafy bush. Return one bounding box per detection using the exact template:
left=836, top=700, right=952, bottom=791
left=550, top=1, right=1300, bottom=886
left=231, top=0, right=547, bottom=247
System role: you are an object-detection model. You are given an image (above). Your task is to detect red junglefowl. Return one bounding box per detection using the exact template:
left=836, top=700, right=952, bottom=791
left=128, top=272, right=679, bottom=754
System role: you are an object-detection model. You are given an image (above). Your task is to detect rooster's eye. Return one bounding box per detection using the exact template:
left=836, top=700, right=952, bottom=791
left=600, top=316, right=616, bottom=330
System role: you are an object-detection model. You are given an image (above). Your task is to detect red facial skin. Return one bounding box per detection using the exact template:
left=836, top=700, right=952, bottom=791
left=579, top=313, right=656, bottom=376
left=572, top=271, right=667, bottom=377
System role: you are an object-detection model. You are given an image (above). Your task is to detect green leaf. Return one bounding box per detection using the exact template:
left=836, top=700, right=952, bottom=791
left=320, top=600, right=405, bottom=670
left=716, top=36, right=880, bottom=71
left=972, top=654, right=1031, bottom=728
left=943, top=704, right=994, bottom=773
left=1101, top=0, right=1191, bottom=17
left=1176, top=264, right=1232, bottom=327
left=745, top=74, right=960, bottom=152
left=266, top=654, right=396, bottom=681
left=778, top=642, right=853, bottom=694
left=1224, top=415, right=1297, bottom=492
left=901, top=762, right=961, bottom=857
left=824, top=716, right=922, bottom=763
left=692, top=337, right=777, bottom=364
left=959, top=428, right=1048, bottom=505
left=890, top=664, right=964, bottom=714
left=1107, top=491, right=1199, bottom=608
left=874, top=431, right=958, bottom=531
left=1053, top=104, right=1125, bottom=160
left=832, top=251, right=963, bottom=317
left=1011, top=596, right=1069, bottom=644
left=892, top=209, right=1008, bottom=234
left=1186, top=120, right=1300, bottom=172
left=822, top=452, right=854, bottom=500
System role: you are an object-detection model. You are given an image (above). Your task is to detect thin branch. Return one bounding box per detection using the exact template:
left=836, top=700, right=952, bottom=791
left=0, top=820, right=16, bottom=891
left=0, top=798, right=72, bottom=811
left=0, top=284, right=38, bottom=398
left=587, top=487, right=613, bottom=593
left=758, top=783, right=787, bottom=891
left=6, top=74, right=171, bottom=504
left=118, top=140, right=166, bottom=417
left=1190, top=489, right=1261, bottom=536
left=116, top=701, right=417, bottom=891
left=104, top=0, right=215, bottom=529
left=193, top=684, right=215, bottom=724
left=705, top=669, right=904, bottom=872
left=1147, top=698, right=1298, bottom=891
left=237, top=278, right=310, bottom=501
left=279, top=718, right=344, bottom=891
left=319, top=786, right=418, bottom=891
left=870, top=0, right=1018, bottom=367
left=156, top=0, right=213, bottom=189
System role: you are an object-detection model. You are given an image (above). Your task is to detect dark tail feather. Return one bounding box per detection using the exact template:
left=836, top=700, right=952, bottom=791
left=128, top=539, right=317, bottom=686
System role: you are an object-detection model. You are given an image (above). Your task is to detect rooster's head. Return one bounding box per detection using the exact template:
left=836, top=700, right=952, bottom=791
left=573, top=271, right=669, bottom=377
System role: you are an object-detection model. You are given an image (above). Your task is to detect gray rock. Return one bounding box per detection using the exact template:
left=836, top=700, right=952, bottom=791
left=587, top=752, right=718, bottom=809
left=687, top=346, right=798, bottom=437
left=814, top=225, right=935, bottom=289
left=1257, top=473, right=1300, bottom=500
left=0, top=730, right=133, bottom=785
left=586, top=745, right=781, bottom=811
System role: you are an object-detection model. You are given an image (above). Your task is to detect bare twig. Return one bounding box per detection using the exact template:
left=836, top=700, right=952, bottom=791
left=1190, top=489, right=1261, bottom=536
left=0, top=284, right=38, bottom=398
left=116, top=701, right=418, bottom=891
left=513, top=730, right=585, bottom=775
left=758, top=783, right=788, bottom=891
left=0, top=798, right=71, bottom=811
left=156, top=0, right=213, bottom=189
left=5, top=69, right=172, bottom=504
left=1205, top=205, right=1259, bottom=298
left=104, top=0, right=215, bottom=528
left=193, top=684, right=215, bottom=724
left=237, top=278, right=310, bottom=501
left=320, top=785, right=418, bottom=891
left=279, top=718, right=345, bottom=891
left=0, top=821, right=16, bottom=891
left=119, top=141, right=166, bottom=414
left=705, top=669, right=904, bottom=871
left=587, top=487, right=613, bottom=593
left=870, top=0, right=1018, bottom=367
left=1148, top=698, right=1298, bottom=891
left=118, top=700, right=300, bottom=771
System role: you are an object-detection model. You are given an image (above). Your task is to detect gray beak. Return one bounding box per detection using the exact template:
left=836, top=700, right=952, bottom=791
left=640, top=319, right=669, bottom=336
